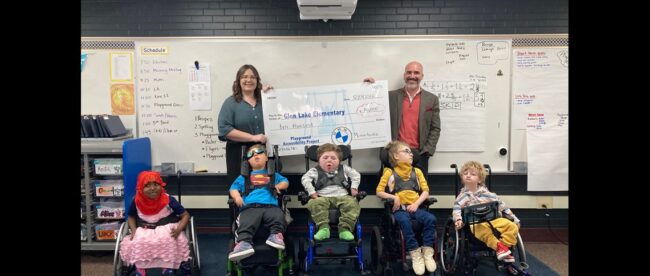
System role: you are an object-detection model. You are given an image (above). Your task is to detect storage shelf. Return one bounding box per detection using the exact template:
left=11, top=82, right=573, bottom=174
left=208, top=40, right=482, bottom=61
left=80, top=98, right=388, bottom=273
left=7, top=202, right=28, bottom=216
left=81, top=241, right=116, bottom=251
left=81, top=140, right=124, bottom=251
left=80, top=137, right=151, bottom=252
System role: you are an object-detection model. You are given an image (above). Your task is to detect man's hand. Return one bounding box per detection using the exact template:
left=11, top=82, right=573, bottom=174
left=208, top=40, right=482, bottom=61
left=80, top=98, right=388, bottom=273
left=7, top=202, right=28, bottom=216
left=351, top=188, right=358, bottom=197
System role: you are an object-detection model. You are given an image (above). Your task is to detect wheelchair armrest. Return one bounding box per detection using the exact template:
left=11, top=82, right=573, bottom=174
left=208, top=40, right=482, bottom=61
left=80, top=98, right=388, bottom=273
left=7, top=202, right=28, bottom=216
left=356, top=191, right=367, bottom=201
left=283, top=194, right=292, bottom=202
left=297, top=191, right=309, bottom=205
left=502, top=211, right=516, bottom=222
left=382, top=197, right=394, bottom=207
left=424, top=196, right=437, bottom=206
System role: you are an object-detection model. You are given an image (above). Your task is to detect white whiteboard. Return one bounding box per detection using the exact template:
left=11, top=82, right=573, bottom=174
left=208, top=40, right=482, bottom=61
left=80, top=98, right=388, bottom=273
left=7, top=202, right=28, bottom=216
left=81, top=49, right=137, bottom=131
left=133, top=36, right=513, bottom=173
left=510, top=47, right=569, bottom=166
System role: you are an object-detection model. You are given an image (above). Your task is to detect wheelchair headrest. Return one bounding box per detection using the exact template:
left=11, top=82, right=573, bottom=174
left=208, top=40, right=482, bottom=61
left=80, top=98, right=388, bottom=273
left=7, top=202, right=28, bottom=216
left=379, top=146, right=420, bottom=168
left=305, top=144, right=351, bottom=162
left=240, top=144, right=280, bottom=176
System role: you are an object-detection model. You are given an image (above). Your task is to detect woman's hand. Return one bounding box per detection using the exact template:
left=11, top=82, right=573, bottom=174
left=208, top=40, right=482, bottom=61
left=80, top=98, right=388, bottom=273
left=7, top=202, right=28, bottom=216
left=363, top=77, right=376, bottom=83
left=252, top=134, right=267, bottom=143
left=262, top=84, right=274, bottom=93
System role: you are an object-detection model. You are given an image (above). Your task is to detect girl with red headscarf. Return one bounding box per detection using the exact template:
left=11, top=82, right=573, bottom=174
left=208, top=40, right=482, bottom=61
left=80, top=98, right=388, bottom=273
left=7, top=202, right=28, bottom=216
left=118, top=171, right=192, bottom=276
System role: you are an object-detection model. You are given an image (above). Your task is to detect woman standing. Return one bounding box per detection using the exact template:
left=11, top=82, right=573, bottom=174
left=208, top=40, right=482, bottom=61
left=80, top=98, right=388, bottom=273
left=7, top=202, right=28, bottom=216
left=218, top=64, right=268, bottom=183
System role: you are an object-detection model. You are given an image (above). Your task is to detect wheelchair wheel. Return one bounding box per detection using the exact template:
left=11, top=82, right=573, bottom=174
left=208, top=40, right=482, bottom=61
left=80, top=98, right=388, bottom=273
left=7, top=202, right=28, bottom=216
left=113, top=221, right=130, bottom=276
left=370, top=226, right=385, bottom=275
left=226, top=239, right=236, bottom=276
left=187, top=216, right=201, bottom=275
left=512, top=232, right=528, bottom=269
left=298, top=238, right=308, bottom=274
left=439, top=218, right=463, bottom=275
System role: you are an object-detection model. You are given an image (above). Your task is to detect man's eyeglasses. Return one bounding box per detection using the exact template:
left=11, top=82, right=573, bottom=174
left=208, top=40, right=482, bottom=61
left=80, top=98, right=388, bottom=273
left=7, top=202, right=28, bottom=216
left=246, top=148, right=266, bottom=160
left=400, top=149, right=413, bottom=155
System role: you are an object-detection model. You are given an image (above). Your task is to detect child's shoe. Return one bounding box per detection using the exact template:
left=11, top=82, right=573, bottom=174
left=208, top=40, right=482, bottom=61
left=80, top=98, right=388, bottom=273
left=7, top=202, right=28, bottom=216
left=228, top=241, right=255, bottom=261
left=134, top=268, right=146, bottom=276
left=338, top=230, right=354, bottom=241
left=180, top=261, right=192, bottom=275
left=161, top=268, right=175, bottom=275
left=266, top=232, right=285, bottom=250
left=496, top=241, right=514, bottom=262
left=421, top=246, right=437, bottom=272
left=314, top=227, right=330, bottom=241
left=409, top=247, right=425, bottom=275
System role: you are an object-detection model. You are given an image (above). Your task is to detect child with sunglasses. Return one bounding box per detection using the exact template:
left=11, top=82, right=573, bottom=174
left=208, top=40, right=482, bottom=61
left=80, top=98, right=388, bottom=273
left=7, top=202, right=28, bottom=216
left=376, top=141, right=437, bottom=275
left=228, top=144, right=289, bottom=261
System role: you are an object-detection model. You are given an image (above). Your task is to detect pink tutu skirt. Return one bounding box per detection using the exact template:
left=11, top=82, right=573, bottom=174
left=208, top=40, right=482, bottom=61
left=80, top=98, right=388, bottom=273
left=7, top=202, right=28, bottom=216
left=119, top=222, right=191, bottom=269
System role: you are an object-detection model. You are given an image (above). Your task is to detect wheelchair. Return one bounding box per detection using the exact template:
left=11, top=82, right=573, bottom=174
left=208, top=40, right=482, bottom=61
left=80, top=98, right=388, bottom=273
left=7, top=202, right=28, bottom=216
left=438, top=164, right=529, bottom=276
left=113, top=171, right=201, bottom=276
left=113, top=216, right=201, bottom=276
left=226, top=144, right=295, bottom=276
left=370, top=147, right=439, bottom=276
left=296, top=144, right=370, bottom=275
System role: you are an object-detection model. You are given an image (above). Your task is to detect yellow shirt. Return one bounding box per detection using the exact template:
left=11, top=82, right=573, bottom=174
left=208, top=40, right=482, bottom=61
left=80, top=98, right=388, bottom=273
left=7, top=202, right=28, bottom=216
left=376, top=162, right=429, bottom=205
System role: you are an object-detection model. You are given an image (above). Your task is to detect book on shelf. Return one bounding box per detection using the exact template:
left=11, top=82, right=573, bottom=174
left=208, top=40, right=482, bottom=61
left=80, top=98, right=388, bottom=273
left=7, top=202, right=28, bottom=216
left=81, top=130, right=133, bottom=142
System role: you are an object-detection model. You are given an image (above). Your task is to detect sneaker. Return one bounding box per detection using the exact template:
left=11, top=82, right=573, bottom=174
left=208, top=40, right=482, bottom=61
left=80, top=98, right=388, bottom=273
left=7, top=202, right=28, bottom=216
left=496, top=242, right=513, bottom=261
left=161, top=268, right=175, bottom=275
left=180, top=261, right=192, bottom=275
left=409, top=247, right=425, bottom=275
left=266, top=232, right=285, bottom=250
left=135, top=268, right=146, bottom=276
left=501, top=254, right=515, bottom=263
left=314, top=227, right=330, bottom=241
left=338, top=230, right=354, bottom=241
left=228, top=241, right=255, bottom=261
left=421, top=246, right=437, bottom=272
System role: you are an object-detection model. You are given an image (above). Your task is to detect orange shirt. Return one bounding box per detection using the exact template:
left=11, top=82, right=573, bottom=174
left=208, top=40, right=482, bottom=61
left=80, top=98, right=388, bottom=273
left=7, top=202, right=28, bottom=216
left=399, top=91, right=421, bottom=149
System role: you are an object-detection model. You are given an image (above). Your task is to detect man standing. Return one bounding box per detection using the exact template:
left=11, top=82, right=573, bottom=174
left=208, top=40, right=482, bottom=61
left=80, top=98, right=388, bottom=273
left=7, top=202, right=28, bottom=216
left=365, top=61, right=441, bottom=172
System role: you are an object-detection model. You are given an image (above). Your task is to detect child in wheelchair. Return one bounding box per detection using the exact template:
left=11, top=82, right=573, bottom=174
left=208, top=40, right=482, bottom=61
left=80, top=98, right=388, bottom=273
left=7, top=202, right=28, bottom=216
left=118, top=171, right=192, bottom=276
left=301, top=143, right=361, bottom=241
left=228, top=144, right=289, bottom=262
left=453, top=161, right=521, bottom=263
left=376, top=141, right=437, bottom=275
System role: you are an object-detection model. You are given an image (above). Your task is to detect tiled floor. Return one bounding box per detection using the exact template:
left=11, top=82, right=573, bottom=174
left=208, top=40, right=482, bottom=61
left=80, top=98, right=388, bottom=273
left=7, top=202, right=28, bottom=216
left=81, top=231, right=568, bottom=276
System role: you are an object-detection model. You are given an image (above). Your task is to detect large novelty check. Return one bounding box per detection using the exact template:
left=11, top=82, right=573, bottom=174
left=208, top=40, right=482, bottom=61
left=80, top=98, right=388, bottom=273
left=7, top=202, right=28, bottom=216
left=262, top=80, right=391, bottom=156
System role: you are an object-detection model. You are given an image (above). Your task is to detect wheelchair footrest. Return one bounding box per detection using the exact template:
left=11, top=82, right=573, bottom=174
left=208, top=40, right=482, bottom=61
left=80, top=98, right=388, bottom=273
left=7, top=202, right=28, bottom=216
left=312, top=254, right=358, bottom=259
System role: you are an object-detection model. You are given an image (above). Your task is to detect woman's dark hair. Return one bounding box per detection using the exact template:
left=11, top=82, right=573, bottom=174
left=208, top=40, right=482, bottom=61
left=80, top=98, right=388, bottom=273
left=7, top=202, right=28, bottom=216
left=232, top=64, right=262, bottom=102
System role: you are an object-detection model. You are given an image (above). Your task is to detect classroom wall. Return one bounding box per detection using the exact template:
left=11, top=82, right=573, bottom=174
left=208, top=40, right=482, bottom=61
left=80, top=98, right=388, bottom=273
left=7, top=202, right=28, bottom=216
left=81, top=0, right=568, bottom=36
left=81, top=0, right=569, bottom=227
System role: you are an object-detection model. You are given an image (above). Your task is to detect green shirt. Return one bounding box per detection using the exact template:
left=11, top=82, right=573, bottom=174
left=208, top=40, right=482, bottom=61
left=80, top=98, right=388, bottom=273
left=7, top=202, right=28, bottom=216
left=218, top=96, right=265, bottom=141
